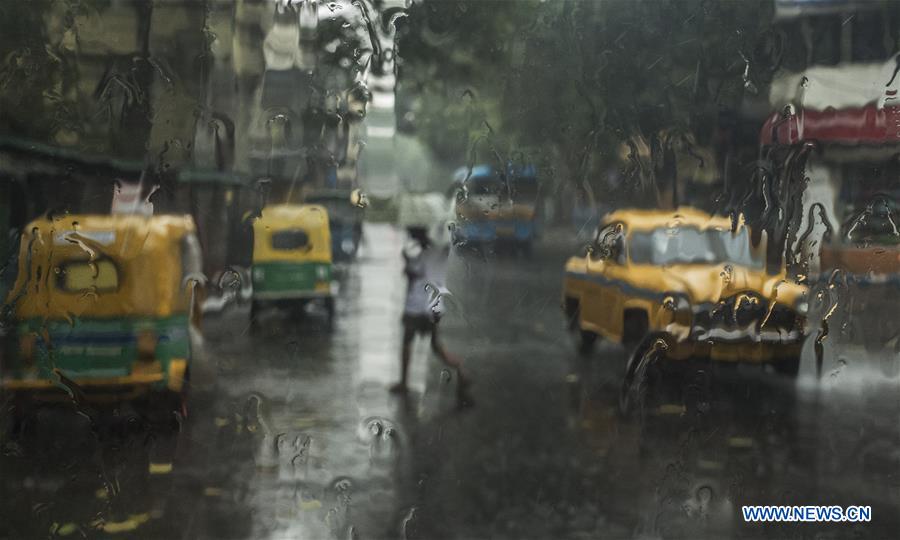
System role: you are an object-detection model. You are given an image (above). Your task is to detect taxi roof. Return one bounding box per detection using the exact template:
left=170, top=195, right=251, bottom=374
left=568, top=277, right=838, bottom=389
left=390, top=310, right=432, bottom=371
left=602, top=207, right=738, bottom=233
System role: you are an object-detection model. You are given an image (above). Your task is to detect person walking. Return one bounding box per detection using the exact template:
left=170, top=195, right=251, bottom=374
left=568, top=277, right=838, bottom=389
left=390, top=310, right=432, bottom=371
left=390, top=226, right=472, bottom=407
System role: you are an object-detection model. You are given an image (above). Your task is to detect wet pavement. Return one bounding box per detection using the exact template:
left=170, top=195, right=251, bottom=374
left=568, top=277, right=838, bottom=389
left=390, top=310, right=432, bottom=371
left=3, top=223, right=900, bottom=539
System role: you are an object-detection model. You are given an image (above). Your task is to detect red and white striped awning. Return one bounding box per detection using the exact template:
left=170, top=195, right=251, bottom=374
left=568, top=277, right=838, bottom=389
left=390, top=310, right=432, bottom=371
left=760, top=103, right=900, bottom=146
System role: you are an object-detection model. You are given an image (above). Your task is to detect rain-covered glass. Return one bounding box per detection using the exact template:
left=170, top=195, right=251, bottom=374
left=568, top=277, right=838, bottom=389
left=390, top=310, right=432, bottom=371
left=2, top=1, right=900, bottom=539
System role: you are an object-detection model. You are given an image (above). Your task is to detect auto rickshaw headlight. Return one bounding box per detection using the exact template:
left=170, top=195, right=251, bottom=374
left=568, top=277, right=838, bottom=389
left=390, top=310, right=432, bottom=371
left=316, top=265, right=329, bottom=280
left=136, top=330, right=158, bottom=361
left=794, top=300, right=809, bottom=316
left=19, top=333, right=36, bottom=364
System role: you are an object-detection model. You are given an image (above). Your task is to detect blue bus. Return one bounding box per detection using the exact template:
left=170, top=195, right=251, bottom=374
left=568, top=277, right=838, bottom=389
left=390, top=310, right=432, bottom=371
left=451, top=164, right=539, bottom=254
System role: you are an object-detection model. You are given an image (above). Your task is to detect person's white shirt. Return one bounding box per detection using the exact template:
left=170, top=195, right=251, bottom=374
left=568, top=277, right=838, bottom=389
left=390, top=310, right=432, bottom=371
left=403, top=241, right=449, bottom=320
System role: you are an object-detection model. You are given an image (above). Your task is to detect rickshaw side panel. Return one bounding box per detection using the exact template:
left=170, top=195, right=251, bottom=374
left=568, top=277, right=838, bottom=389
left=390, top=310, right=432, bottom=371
left=251, top=261, right=333, bottom=298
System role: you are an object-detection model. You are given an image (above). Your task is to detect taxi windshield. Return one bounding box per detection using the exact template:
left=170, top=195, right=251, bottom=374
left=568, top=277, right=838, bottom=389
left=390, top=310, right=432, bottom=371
left=629, top=227, right=763, bottom=269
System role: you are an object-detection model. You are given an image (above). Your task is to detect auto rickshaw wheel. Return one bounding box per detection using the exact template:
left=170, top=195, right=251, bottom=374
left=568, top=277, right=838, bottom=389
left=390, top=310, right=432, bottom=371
left=137, top=389, right=186, bottom=436
left=519, top=240, right=533, bottom=259
left=564, top=297, right=579, bottom=331
left=324, top=296, right=336, bottom=329
left=578, top=329, right=598, bottom=355
left=772, top=356, right=801, bottom=378
left=1, top=394, right=31, bottom=441
left=249, top=300, right=260, bottom=329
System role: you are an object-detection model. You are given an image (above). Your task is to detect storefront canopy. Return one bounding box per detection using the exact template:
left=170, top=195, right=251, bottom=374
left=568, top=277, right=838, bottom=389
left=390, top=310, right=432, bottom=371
left=760, top=103, right=900, bottom=146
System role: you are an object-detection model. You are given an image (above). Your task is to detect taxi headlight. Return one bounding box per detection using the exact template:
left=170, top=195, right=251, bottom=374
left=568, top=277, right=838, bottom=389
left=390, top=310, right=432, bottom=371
left=136, top=330, right=158, bottom=361
left=662, top=294, right=692, bottom=322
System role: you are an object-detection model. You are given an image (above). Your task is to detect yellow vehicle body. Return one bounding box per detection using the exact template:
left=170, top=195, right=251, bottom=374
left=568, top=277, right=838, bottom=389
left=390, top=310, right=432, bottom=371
left=251, top=204, right=334, bottom=301
left=563, top=208, right=808, bottom=365
left=3, top=214, right=202, bottom=399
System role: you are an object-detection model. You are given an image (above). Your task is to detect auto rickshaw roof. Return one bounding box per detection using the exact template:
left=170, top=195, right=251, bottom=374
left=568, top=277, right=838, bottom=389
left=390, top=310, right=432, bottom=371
left=256, top=204, right=330, bottom=229
left=11, top=214, right=198, bottom=320
left=602, top=207, right=738, bottom=234
left=25, top=214, right=196, bottom=247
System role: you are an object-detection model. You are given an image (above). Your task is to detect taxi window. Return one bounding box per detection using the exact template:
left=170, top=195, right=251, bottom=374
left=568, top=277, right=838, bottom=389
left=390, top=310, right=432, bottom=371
left=56, top=259, right=119, bottom=293
left=272, top=229, right=310, bottom=250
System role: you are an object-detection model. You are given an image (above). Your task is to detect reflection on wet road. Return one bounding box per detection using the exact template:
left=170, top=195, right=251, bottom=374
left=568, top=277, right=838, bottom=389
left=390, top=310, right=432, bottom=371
left=3, top=223, right=900, bottom=538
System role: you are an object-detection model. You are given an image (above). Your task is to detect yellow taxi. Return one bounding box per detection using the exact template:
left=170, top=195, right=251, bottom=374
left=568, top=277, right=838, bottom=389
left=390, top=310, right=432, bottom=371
left=563, top=208, right=808, bottom=376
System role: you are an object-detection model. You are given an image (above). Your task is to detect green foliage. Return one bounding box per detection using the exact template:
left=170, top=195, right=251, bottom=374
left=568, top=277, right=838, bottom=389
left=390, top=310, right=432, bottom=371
left=0, top=0, right=64, bottom=140
left=397, top=0, right=775, bottom=200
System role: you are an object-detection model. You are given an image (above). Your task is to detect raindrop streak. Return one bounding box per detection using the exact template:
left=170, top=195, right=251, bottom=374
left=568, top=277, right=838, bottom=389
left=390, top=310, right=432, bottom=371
left=400, top=507, right=417, bottom=540
left=759, top=280, right=784, bottom=329
left=815, top=296, right=838, bottom=379
left=719, top=264, right=734, bottom=285
left=352, top=0, right=382, bottom=61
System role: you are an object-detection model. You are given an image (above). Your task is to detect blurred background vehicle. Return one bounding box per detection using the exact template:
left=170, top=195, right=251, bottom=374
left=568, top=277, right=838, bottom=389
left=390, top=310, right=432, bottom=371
left=303, top=188, right=364, bottom=263
left=450, top=163, right=540, bottom=256
left=564, top=208, right=808, bottom=376
left=3, top=214, right=202, bottom=422
left=251, top=203, right=335, bottom=327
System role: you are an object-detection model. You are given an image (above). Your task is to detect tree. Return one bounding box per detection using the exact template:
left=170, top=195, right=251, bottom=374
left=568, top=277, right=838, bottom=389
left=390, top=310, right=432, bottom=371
left=396, top=0, right=777, bottom=209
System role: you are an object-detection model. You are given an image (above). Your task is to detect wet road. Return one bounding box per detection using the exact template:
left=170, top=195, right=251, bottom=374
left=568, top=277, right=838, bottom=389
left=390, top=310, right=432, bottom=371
left=3, top=223, right=900, bottom=539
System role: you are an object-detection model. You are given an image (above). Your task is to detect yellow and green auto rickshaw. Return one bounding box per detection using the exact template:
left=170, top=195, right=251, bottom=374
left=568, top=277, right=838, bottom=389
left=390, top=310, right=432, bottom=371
left=251, top=204, right=335, bottom=325
left=2, top=214, right=203, bottom=414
